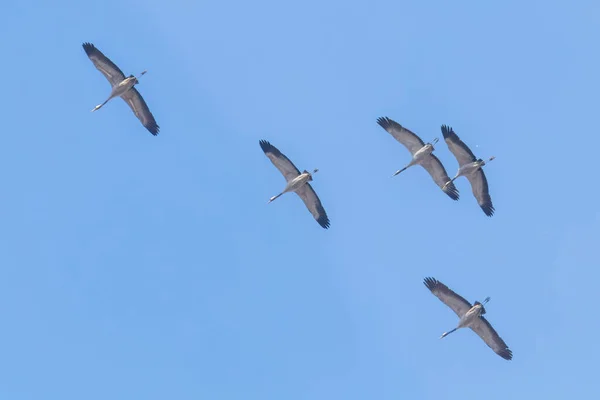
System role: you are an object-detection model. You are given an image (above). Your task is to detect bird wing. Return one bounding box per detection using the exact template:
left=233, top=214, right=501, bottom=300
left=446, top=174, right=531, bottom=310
left=419, top=154, right=460, bottom=200
left=423, top=277, right=472, bottom=318
left=469, top=316, right=512, bottom=360
left=121, top=88, right=160, bottom=136
left=295, top=183, right=330, bottom=229
left=259, top=140, right=301, bottom=182
left=465, top=169, right=494, bottom=217
left=82, top=42, right=126, bottom=87
left=377, top=117, right=425, bottom=155
left=441, top=125, right=477, bottom=167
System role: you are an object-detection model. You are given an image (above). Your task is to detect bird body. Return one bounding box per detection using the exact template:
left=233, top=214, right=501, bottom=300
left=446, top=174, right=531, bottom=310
left=109, top=76, right=139, bottom=98
left=448, top=157, right=495, bottom=183
left=91, top=74, right=141, bottom=112
left=457, top=159, right=484, bottom=177
left=395, top=141, right=436, bottom=175
left=269, top=170, right=315, bottom=203
left=440, top=298, right=489, bottom=338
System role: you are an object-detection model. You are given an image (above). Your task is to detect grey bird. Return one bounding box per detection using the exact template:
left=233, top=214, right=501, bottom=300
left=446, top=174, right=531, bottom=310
left=423, top=277, right=512, bottom=360
left=376, top=117, right=459, bottom=200
left=259, top=140, right=330, bottom=229
left=82, top=42, right=159, bottom=135
left=441, top=125, right=495, bottom=216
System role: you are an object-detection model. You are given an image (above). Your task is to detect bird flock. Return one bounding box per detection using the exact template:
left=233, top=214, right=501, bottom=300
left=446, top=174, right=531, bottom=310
left=82, top=42, right=511, bottom=360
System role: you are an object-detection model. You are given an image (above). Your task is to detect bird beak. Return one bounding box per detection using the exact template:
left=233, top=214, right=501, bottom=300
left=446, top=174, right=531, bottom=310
left=432, top=138, right=439, bottom=145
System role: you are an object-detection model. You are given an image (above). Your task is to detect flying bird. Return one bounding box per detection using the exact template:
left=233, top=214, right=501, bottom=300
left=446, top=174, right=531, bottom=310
left=423, top=277, right=512, bottom=360
left=259, top=140, right=330, bottom=229
left=441, top=125, right=495, bottom=216
left=376, top=117, right=459, bottom=200
left=82, top=42, right=159, bottom=136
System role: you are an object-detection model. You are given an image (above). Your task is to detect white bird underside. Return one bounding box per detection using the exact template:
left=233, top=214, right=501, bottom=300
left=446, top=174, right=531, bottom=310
left=259, top=140, right=330, bottom=229
left=423, top=277, right=512, bottom=360
left=82, top=42, right=160, bottom=136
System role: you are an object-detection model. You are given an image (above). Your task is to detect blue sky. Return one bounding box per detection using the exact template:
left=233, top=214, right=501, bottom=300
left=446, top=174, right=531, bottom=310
left=1, top=0, right=599, bottom=398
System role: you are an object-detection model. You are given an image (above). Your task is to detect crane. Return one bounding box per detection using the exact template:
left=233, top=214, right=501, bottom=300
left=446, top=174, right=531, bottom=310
left=259, top=140, right=330, bottom=229
left=441, top=125, right=495, bottom=216
left=82, top=42, right=159, bottom=136
left=423, top=277, right=512, bottom=360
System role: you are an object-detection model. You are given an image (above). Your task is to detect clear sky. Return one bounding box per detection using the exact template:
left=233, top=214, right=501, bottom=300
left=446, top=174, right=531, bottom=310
left=1, top=0, right=599, bottom=398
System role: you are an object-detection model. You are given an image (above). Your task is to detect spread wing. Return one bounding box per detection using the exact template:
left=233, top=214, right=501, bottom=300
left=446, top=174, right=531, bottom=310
left=420, top=154, right=460, bottom=200
left=377, top=117, right=425, bottom=155
left=441, top=125, right=477, bottom=167
left=121, top=88, right=160, bottom=136
left=259, top=140, right=301, bottom=182
left=295, top=183, right=330, bottom=229
left=424, top=277, right=472, bottom=318
left=465, top=169, right=494, bottom=217
left=82, top=42, right=126, bottom=87
left=470, top=317, right=513, bottom=360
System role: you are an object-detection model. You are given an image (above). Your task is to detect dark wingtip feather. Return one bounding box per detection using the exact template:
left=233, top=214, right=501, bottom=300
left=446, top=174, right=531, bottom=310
left=423, top=277, right=440, bottom=291
left=259, top=139, right=274, bottom=154
left=317, top=215, right=330, bottom=229
left=82, top=42, right=97, bottom=56
left=443, top=182, right=460, bottom=201
left=441, top=124, right=456, bottom=139
left=498, top=348, right=513, bottom=360
left=481, top=203, right=495, bottom=217
left=146, top=123, right=160, bottom=136
left=376, top=116, right=395, bottom=131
